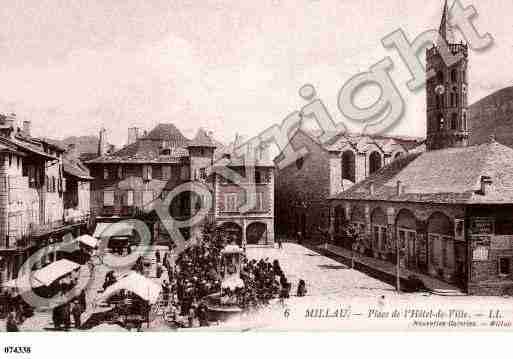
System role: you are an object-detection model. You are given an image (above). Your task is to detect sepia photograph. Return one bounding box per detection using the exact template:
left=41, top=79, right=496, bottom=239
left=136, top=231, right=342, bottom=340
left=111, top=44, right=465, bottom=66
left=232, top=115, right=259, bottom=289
left=0, top=0, right=512, bottom=356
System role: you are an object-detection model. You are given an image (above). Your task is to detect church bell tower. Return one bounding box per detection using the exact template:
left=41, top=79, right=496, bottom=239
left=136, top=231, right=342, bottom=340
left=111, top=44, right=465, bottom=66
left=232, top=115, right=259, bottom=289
left=426, top=0, right=469, bottom=151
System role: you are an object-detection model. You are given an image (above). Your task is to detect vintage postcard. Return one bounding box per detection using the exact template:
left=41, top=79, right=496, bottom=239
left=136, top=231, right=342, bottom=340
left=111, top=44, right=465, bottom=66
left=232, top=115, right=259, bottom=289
left=0, top=0, right=512, bottom=350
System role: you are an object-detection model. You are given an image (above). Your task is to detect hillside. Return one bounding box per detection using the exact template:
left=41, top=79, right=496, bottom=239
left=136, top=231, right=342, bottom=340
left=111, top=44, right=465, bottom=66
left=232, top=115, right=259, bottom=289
left=469, top=86, right=513, bottom=148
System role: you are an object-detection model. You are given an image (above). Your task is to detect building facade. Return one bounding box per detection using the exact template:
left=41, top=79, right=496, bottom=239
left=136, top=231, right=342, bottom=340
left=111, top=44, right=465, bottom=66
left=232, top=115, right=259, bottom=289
left=329, top=1, right=513, bottom=295
left=87, top=124, right=275, bottom=247
left=275, top=128, right=421, bottom=239
left=0, top=114, right=89, bottom=284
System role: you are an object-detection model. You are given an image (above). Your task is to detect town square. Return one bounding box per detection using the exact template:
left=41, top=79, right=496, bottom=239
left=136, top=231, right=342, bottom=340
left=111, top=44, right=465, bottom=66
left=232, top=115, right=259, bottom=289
left=1, top=0, right=513, bottom=335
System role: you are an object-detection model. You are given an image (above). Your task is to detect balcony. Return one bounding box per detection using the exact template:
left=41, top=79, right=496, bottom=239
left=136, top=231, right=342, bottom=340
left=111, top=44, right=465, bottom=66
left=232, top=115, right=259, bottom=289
left=29, top=216, right=89, bottom=238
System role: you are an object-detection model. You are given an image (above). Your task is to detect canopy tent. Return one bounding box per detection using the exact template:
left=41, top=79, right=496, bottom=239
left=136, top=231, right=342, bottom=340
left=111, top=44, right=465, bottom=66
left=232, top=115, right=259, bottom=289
left=97, top=271, right=162, bottom=304
left=75, top=234, right=98, bottom=248
left=34, top=259, right=81, bottom=287
left=221, top=244, right=244, bottom=255
left=93, top=222, right=135, bottom=238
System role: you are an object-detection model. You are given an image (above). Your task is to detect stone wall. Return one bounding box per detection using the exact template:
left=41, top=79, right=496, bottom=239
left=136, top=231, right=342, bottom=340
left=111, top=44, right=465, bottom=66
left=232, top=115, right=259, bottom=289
left=275, top=131, right=331, bottom=238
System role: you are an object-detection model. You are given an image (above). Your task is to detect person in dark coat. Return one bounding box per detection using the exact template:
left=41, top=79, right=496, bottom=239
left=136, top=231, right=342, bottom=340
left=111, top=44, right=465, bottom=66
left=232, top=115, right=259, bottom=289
left=297, top=279, right=307, bottom=297
left=155, top=249, right=161, bottom=264
left=79, top=290, right=87, bottom=312
left=71, top=301, right=82, bottom=329
left=6, top=309, right=19, bottom=332
left=62, top=302, right=71, bottom=330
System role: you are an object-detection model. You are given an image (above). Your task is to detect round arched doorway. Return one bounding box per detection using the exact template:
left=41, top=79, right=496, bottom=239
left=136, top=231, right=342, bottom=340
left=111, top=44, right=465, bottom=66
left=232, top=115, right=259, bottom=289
left=219, top=222, right=243, bottom=246
left=246, top=222, right=267, bottom=245
left=395, top=209, right=417, bottom=269
left=427, top=212, right=455, bottom=281
left=370, top=207, right=387, bottom=259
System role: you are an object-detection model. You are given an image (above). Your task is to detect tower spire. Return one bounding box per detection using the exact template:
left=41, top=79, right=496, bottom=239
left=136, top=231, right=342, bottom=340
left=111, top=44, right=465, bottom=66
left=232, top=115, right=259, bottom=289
left=439, top=0, right=455, bottom=44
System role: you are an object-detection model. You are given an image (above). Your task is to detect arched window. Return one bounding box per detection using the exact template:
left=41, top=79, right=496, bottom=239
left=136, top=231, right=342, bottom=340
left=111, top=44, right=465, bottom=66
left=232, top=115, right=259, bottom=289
left=341, top=151, right=356, bottom=183
left=451, top=69, right=457, bottom=82
left=437, top=71, right=444, bottom=83
left=296, top=157, right=304, bottom=170
left=369, top=151, right=382, bottom=175
left=451, top=113, right=458, bottom=130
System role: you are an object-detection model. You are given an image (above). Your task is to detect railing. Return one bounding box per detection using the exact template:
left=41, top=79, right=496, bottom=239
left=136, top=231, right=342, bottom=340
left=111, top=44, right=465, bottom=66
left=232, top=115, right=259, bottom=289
left=28, top=215, right=89, bottom=237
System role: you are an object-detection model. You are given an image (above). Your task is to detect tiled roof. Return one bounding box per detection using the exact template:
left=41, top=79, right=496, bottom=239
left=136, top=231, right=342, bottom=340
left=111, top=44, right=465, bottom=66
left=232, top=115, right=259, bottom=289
left=63, top=156, right=93, bottom=180
left=0, top=136, right=58, bottom=160
left=213, top=133, right=274, bottom=168
left=39, top=138, right=66, bottom=152
left=87, top=123, right=190, bottom=164
left=305, top=129, right=423, bottom=154
left=144, top=123, right=189, bottom=145
left=188, top=128, right=217, bottom=148
left=332, top=140, right=513, bottom=205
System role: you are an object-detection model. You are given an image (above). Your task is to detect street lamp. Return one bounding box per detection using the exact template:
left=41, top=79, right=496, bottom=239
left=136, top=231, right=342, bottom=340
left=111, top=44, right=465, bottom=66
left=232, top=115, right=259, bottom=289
left=396, top=236, right=401, bottom=292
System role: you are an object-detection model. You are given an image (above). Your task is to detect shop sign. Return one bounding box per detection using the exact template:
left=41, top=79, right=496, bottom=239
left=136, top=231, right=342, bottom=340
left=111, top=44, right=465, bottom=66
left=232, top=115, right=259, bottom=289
left=491, top=235, right=513, bottom=250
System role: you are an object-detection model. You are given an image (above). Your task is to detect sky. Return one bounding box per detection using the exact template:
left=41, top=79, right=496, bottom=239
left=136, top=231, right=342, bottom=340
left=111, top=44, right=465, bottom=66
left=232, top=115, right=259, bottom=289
left=0, top=0, right=511, bottom=148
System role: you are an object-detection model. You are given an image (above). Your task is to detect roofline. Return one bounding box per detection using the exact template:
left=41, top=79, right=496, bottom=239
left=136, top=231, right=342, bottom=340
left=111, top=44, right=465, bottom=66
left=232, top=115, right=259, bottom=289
left=63, top=171, right=94, bottom=181
left=86, top=159, right=185, bottom=164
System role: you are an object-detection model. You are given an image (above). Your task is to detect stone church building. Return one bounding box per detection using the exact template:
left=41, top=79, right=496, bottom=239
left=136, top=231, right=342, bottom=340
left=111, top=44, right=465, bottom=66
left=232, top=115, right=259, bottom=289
left=329, top=1, right=513, bottom=295
left=275, top=128, right=421, bottom=239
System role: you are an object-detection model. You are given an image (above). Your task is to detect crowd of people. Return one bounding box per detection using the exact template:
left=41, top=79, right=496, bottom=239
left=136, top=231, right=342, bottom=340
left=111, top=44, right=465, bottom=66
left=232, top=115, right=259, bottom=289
left=3, top=225, right=309, bottom=331
left=147, top=226, right=308, bottom=328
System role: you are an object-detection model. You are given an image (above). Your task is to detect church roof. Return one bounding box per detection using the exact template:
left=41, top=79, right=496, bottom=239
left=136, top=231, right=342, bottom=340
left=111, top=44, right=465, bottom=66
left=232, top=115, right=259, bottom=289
left=303, top=128, right=423, bottom=154
left=332, top=140, right=513, bottom=205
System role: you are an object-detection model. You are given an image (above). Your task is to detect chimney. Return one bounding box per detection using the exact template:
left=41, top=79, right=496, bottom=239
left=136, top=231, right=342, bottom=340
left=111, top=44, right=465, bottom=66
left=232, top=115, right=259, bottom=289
left=369, top=183, right=375, bottom=196
left=23, top=120, right=31, bottom=137
left=3, top=113, right=15, bottom=129
left=98, top=128, right=107, bottom=156
left=480, top=176, right=492, bottom=195
left=396, top=180, right=404, bottom=196
left=127, top=127, right=140, bottom=145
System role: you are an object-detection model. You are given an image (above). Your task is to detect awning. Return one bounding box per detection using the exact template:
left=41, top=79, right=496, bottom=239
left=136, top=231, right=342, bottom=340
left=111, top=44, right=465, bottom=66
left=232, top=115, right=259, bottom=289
left=34, top=259, right=81, bottom=287
left=1, top=273, right=44, bottom=293
left=97, top=271, right=161, bottom=304
left=93, top=222, right=135, bottom=238
left=75, top=234, right=98, bottom=248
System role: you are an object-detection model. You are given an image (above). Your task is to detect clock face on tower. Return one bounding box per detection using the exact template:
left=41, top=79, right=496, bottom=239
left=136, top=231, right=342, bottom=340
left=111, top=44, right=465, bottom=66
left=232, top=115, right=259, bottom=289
left=435, top=84, right=446, bottom=95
